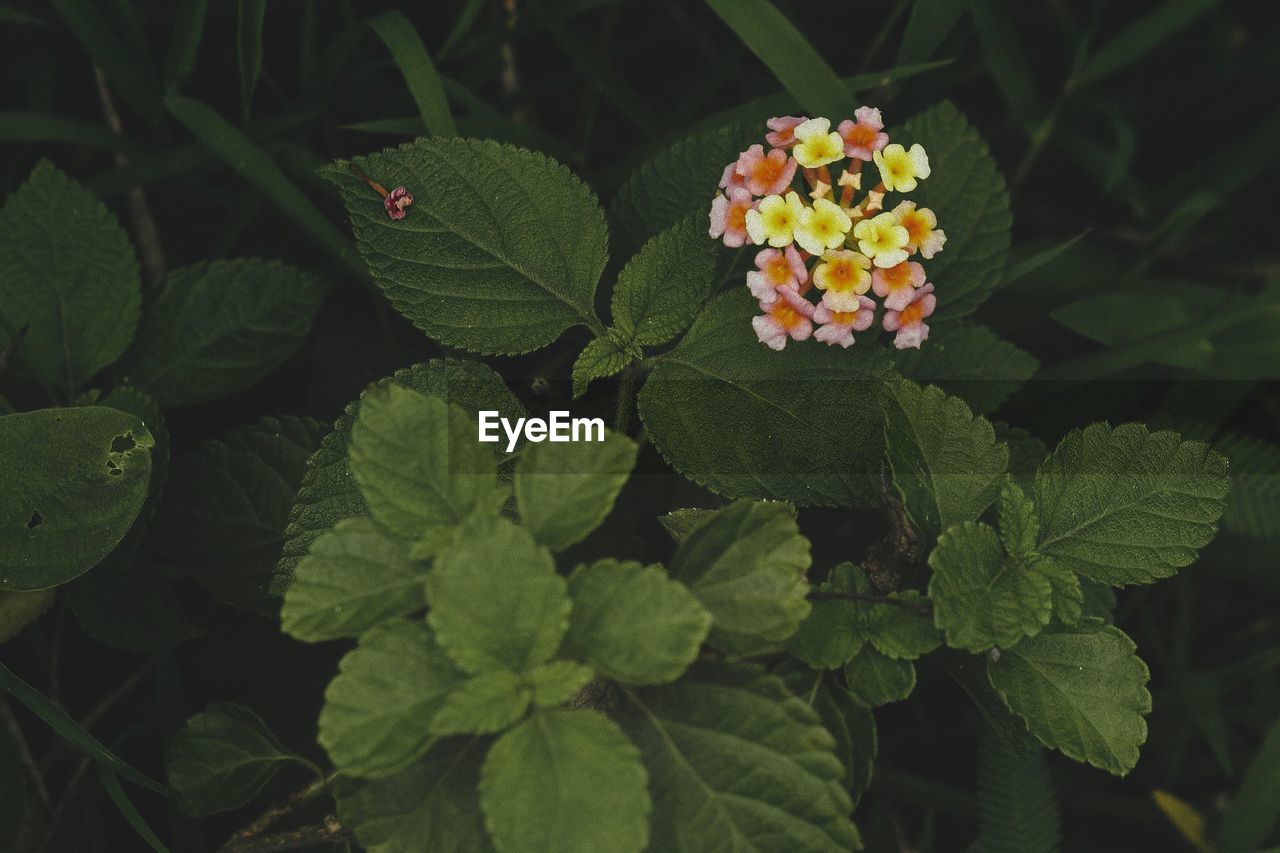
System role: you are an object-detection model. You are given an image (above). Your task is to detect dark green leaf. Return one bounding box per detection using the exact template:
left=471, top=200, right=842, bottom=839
left=844, top=647, right=916, bottom=706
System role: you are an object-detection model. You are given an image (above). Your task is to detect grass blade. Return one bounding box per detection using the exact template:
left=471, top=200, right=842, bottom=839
left=50, top=0, right=160, bottom=118
left=98, top=765, right=172, bottom=852
left=897, top=0, right=970, bottom=64
left=704, top=0, right=851, bottom=118
left=0, top=111, right=138, bottom=153
left=164, top=0, right=206, bottom=89
left=969, top=0, right=1043, bottom=130
left=0, top=661, right=175, bottom=798
left=1076, top=0, right=1215, bottom=85
left=1000, top=231, right=1088, bottom=288
left=237, top=0, right=266, bottom=123
left=164, top=94, right=366, bottom=279
left=1219, top=716, right=1280, bottom=853
left=368, top=10, right=456, bottom=137
left=440, top=0, right=487, bottom=59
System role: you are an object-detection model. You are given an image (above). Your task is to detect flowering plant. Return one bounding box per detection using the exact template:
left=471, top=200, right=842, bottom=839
left=711, top=110, right=945, bottom=350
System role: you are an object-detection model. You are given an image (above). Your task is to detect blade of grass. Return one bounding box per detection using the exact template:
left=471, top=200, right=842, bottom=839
left=163, top=0, right=207, bottom=89
left=704, top=0, right=851, bottom=118
left=0, top=661, right=175, bottom=798
left=164, top=94, right=366, bottom=279
left=999, top=231, right=1089, bottom=288
left=98, top=765, right=172, bottom=852
left=1076, top=0, right=1216, bottom=85
left=50, top=0, right=160, bottom=118
left=1219, top=716, right=1280, bottom=853
left=0, top=111, right=139, bottom=153
left=897, top=0, right=972, bottom=64
left=969, top=0, right=1042, bottom=130
left=237, top=0, right=267, bottom=123
left=439, top=0, right=487, bottom=59
left=368, top=10, right=456, bottom=137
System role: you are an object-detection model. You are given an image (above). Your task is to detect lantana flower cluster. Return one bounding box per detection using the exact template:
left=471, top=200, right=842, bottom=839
left=709, top=108, right=945, bottom=350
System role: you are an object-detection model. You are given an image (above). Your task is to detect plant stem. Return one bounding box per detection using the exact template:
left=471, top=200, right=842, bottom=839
left=806, top=590, right=933, bottom=615
left=219, top=772, right=338, bottom=852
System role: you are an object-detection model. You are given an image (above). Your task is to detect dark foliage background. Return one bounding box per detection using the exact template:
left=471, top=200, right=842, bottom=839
left=2, top=1, right=1278, bottom=850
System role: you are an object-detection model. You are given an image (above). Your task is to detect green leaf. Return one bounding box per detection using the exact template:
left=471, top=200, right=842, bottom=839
left=571, top=332, right=633, bottom=398
left=154, top=416, right=324, bottom=608
left=786, top=563, right=871, bottom=669
left=893, top=323, right=1038, bottom=415
left=893, top=101, right=1012, bottom=320
left=998, top=476, right=1038, bottom=559
left=0, top=406, right=153, bottom=590
left=163, top=0, right=206, bottom=88
left=97, top=765, right=171, bottom=853
left=609, top=120, right=757, bottom=256
left=480, top=710, right=650, bottom=853
left=620, top=662, right=860, bottom=852
left=1034, top=423, right=1229, bottom=586
left=275, top=359, right=522, bottom=592
left=987, top=621, right=1152, bottom=776
left=656, top=507, right=718, bottom=543
left=1051, top=289, right=1212, bottom=370
left=336, top=738, right=494, bottom=853
left=235, top=0, right=265, bottom=122
left=166, top=702, right=312, bottom=816
left=0, top=161, right=140, bottom=399
left=998, top=424, right=1046, bottom=492
left=564, top=559, right=711, bottom=685
left=612, top=213, right=719, bottom=347
left=318, top=620, right=468, bottom=778
left=1036, top=557, right=1083, bottom=628
left=529, top=661, right=594, bottom=708
left=427, top=517, right=570, bottom=674
left=866, top=592, right=942, bottom=660
left=514, top=428, right=637, bottom=551
left=844, top=647, right=916, bottom=706
left=1219, top=715, right=1280, bottom=853
left=883, top=379, right=1009, bottom=545
left=164, top=95, right=365, bottom=277
left=897, top=0, right=969, bottom=63
left=349, top=385, right=504, bottom=548
left=703, top=0, right=851, bottom=118
left=116, top=260, right=328, bottom=407
left=639, top=289, right=892, bottom=506
left=929, top=522, right=1052, bottom=652
left=668, top=499, right=811, bottom=654
left=0, top=589, right=55, bottom=644
left=368, top=11, right=456, bottom=137
left=1214, top=432, right=1280, bottom=539
left=975, top=729, right=1062, bottom=853
left=281, top=518, right=428, bottom=643
left=431, top=671, right=531, bottom=736
left=322, top=138, right=606, bottom=354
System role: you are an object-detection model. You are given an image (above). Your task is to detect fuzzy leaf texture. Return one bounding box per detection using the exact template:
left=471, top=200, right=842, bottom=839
left=274, top=359, right=522, bottom=592
left=166, top=702, right=310, bottom=817
left=988, top=620, right=1152, bottom=776
left=883, top=379, right=1009, bottom=544
left=571, top=331, right=633, bottom=398
left=323, top=138, right=606, bottom=354
left=0, top=407, right=153, bottom=590
left=335, top=738, right=494, bottom=853
left=154, top=416, right=324, bottom=608
left=116, top=259, right=328, bottom=407
left=281, top=518, right=428, bottom=643
left=668, top=499, right=811, bottom=654
left=974, top=729, right=1062, bottom=853
left=514, top=428, right=638, bottom=551
left=480, top=710, right=651, bottom=853
left=318, top=620, right=468, bottom=778
left=426, top=516, right=570, bottom=675
left=611, top=213, right=718, bottom=347
left=929, top=522, right=1053, bottom=652
left=430, top=670, right=531, bottom=736
left=348, top=385, right=505, bottom=553
left=620, top=662, right=862, bottom=852
left=1034, top=423, right=1229, bottom=586
left=639, top=289, right=892, bottom=506
left=0, top=161, right=140, bottom=398
left=564, top=559, right=711, bottom=685
left=845, top=648, right=916, bottom=706
left=894, top=101, right=1013, bottom=320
